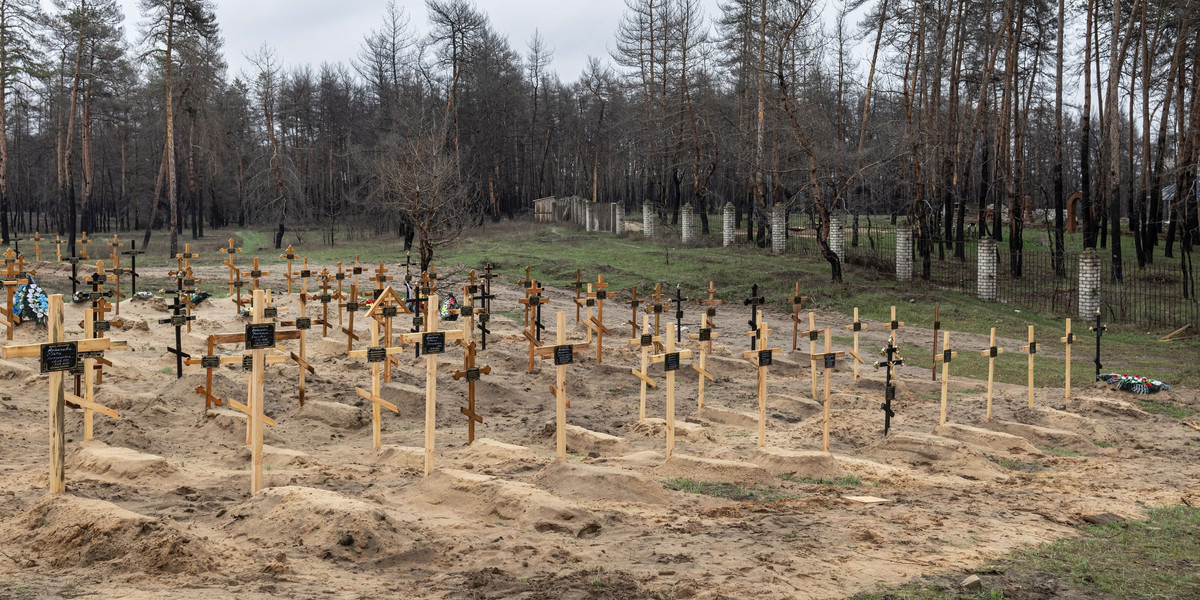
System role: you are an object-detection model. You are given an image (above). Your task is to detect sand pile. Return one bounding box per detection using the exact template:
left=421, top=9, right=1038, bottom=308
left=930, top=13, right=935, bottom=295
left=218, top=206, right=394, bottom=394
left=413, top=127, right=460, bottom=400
left=534, top=460, right=672, bottom=505
left=864, top=432, right=1010, bottom=481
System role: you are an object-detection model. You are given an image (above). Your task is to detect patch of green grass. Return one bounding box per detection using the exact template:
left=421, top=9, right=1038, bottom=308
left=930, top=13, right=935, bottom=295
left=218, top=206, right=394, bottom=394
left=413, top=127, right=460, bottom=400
left=662, top=478, right=800, bottom=503
left=852, top=585, right=1006, bottom=600
left=1093, top=440, right=1114, bottom=448
left=1037, top=446, right=1085, bottom=457
left=779, top=474, right=862, bottom=487
left=1138, top=400, right=1195, bottom=419
left=985, top=454, right=1046, bottom=473
left=155, top=367, right=173, bottom=374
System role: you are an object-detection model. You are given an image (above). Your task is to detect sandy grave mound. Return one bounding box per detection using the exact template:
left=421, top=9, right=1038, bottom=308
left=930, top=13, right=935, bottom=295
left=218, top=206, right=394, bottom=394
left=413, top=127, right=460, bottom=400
left=67, top=441, right=176, bottom=480
left=982, top=421, right=1095, bottom=454
left=161, top=372, right=242, bottom=407
left=789, top=413, right=887, bottom=451
left=768, top=355, right=807, bottom=377
left=597, top=450, right=665, bottom=469
left=534, top=460, right=673, bottom=505
left=1011, top=406, right=1117, bottom=442
left=468, top=379, right=530, bottom=416
left=98, top=390, right=157, bottom=413
left=451, top=438, right=539, bottom=465
left=773, top=394, right=823, bottom=419
left=652, top=454, right=772, bottom=485
left=0, top=358, right=34, bottom=381
left=1067, top=395, right=1151, bottom=420
left=752, top=447, right=850, bottom=479
left=221, top=486, right=413, bottom=561
left=403, top=469, right=602, bottom=537
left=295, top=400, right=368, bottom=429
left=864, top=432, right=1009, bottom=482
left=536, top=422, right=632, bottom=455
left=932, top=423, right=1043, bottom=457
left=196, top=408, right=285, bottom=446
left=6, top=494, right=217, bottom=574
left=629, top=418, right=714, bottom=442
left=693, top=405, right=762, bottom=428
left=312, top=337, right=349, bottom=356
left=371, top=445, right=426, bottom=468
left=237, top=444, right=320, bottom=469
left=380, top=382, right=453, bottom=420
left=86, top=413, right=163, bottom=454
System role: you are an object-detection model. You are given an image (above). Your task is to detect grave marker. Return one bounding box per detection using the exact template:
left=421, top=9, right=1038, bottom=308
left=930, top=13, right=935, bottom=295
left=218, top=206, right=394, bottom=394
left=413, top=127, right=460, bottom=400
left=219, top=238, right=243, bottom=296
left=363, top=285, right=410, bottom=383
left=1060, top=319, right=1073, bottom=399
left=798, top=312, right=821, bottom=399
left=79, top=231, right=90, bottom=259
left=472, top=268, right=496, bottom=350
left=1, top=248, right=29, bottom=340
left=583, top=275, right=612, bottom=362
left=573, top=269, right=584, bottom=323
left=456, top=270, right=484, bottom=346
left=106, top=235, right=123, bottom=270
left=348, top=318, right=405, bottom=450
left=314, top=268, right=338, bottom=337
left=343, top=283, right=361, bottom=352
left=625, top=285, right=641, bottom=336
left=629, top=315, right=660, bottom=420
left=29, top=231, right=45, bottom=262
left=452, top=341, right=491, bottom=444
left=1089, top=309, right=1105, bottom=377
left=687, top=312, right=719, bottom=410
left=644, top=283, right=667, bottom=351
left=78, top=307, right=127, bottom=439
left=874, top=331, right=905, bottom=435
left=54, top=235, right=63, bottom=262
left=649, top=323, right=692, bottom=457
left=931, top=305, right=941, bottom=380
left=281, top=259, right=323, bottom=405
left=535, top=311, right=589, bottom=459
left=1020, top=326, right=1037, bottom=409
left=280, top=245, right=298, bottom=294
left=743, top=283, right=765, bottom=350
left=843, top=308, right=868, bottom=382
left=814, top=328, right=845, bottom=452
left=671, top=284, right=687, bottom=344
left=246, top=290, right=272, bottom=494
left=742, top=313, right=780, bottom=448
left=63, top=254, right=84, bottom=295
left=158, top=291, right=196, bottom=379
left=521, top=280, right=549, bottom=372
left=396, top=293, right=465, bottom=476
left=935, top=332, right=957, bottom=425
left=978, top=328, right=1005, bottom=422
left=248, top=257, right=270, bottom=292
left=789, top=282, right=809, bottom=351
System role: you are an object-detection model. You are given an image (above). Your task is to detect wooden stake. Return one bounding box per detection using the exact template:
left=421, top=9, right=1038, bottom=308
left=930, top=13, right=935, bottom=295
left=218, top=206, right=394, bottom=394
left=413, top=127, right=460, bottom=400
left=979, top=328, right=1005, bottom=422
left=348, top=319, right=403, bottom=449
left=534, top=312, right=590, bottom=460
left=219, top=237, right=243, bottom=296
left=650, top=324, right=693, bottom=457
left=280, top=245, right=297, bottom=294
left=1060, top=319, right=1073, bottom=399
left=249, top=290, right=268, bottom=494
left=452, top=341, right=491, bottom=444
left=931, top=305, right=940, bottom=380
left=629, top=315, right=660, bottom=420
left=743, top=313, right=780, bottom=449
left=843, top=308, right=867, bottom=382
left=29, top=232, right=44, bottom=262
left=815, top=328, right=846, bottom=451
left=47, top=294, right=66, bottom=494
left=936, top=332, right=957, bottom=425
left=807, top=312, right=819, bottom=399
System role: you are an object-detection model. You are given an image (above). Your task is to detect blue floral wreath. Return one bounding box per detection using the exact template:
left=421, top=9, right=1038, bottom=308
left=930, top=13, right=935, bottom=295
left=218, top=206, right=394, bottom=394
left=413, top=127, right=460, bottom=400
left=13, top=276, right=50, bottom=326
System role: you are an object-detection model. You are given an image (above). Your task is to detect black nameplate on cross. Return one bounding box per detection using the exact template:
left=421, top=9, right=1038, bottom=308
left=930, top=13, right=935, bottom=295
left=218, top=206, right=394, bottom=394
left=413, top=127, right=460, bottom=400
left=422, top=332, right=446, bottom=354
left=41, top=342, right=78, bottom=374
left=245, top=323, right=276, bottom=350
left=554, top=344, right=574, bottom=366
left=744, top=284, right=765, bottom=350
left=158, top=293, right=196, bottom=378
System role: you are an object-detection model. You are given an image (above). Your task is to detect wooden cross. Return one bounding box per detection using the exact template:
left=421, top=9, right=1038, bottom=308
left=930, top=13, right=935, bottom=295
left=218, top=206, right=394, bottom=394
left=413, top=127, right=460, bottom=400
left=649, top=323, right=692, bottom=458
left=343, top=283, right=362, bottom=352
left=520, top=280, right=549, bottom=372
left=248, top=257, right=271, bottom=292
left=158, top=292, right=195, bottom=379
left=1, top=294, right=126, bottom=493
left=185, top=327, right=297, bottom=415
left=625, top=285, right=641, bottom=336
left=699, top=280, right=722, bottom=331
left=334, top=261, right=347, bottom=327
left=79, top=231, right=90, bottom=259
left=121, top=240, right=145, bottom=296
left=979, top=328, right=1005, bottom=422
left=406, top=278, right=429, bottom=358
left=670, top=284, right=687, bottom=344
left=62, top=254, right=84, bottom=295
left=471, top=271, right=495, bottom=350
left=1089, top=309, right=1105, bottom=378
left=645, top=283, right=667, bottom=342
left=55, top=234, right=64, bottom=262
left=931, top=305, right=941, bottom=380
left=456, top=271, right=484, bottom=346
left=348, top=318, right=404, bottom=450
left=175, top=243, right=198, bottom=273
left=814, top=328, right=846, bottom=452
left=231, top=268, right=250, bottom=314
left=885, top=306, right=905, bottom=347
left=281, top=261, right=323, bottom=405
left=420, top=264, right=443, bottom=296
left=351, top=255, right=366, bottom=291
left=245, top=290, right=275, bottom=494
left=312, top=269, right=337, bottom=337
left=798, top=312, right=821, bottom=400
left=687, top=312, right=719, bottom=410
left=219, top=238, right=243, bottom=296
left=370, top=262, right=393, bottom=299
left=280, top=245, right=298, bottom=294
left=874, top=334, right=905, bottom=435
left=535, top=311, right=589, bottom=459
left=573, top=269, right=585, bottom=323
left=77, top=307, right=126, bottom=440
left=789, top=282, right=810, bottom=351
left=177, top=266, right=202, bottom=333
left=402, top=251, right=416, bottom=282
left=395, top=293, right=465, bottom=476
left=108, top=263, right=130, bottom=317
left=742, top=314, right=780, bottom=449
left=106, top=235, right=123, bottom=269
left=519, top=270, right=540, bottom=327
left=629, top=314, right=661, bottom=420
left=743, top=284, right=765, bottom=350
left=29, top=232, right=45, bottom=262
left=517, top=265, right=534, bottom=294
left=479, top=261, right=497, bottom=314
left=452, top=341, right=491, bottom=445
left=363, top=286, right=410, bottom=383
left=1060, top=319, right=1074, bottom=399
left=582, top=276, right=612, bottom=362
left=1, top=248, right=29, bottom=341
left=843, top=308, right=868, bottom=382
left=935, top=332, right=957, bottom=425
left=1020, top=326, right=1037, bottom=409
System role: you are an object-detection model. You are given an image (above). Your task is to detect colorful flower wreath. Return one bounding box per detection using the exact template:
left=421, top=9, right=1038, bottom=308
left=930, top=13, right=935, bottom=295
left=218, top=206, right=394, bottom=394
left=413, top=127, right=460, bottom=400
left=1098, top=373, right=1171, bottom=395
left=13, top=276, right=50, bottom=326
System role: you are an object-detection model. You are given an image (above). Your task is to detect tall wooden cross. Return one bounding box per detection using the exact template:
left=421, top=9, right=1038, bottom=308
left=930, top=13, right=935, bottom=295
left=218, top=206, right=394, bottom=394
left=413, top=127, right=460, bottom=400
left=313, top=269, right=337, bottom=337
left=396, top=293, right=465, bottom=476
left=742, top=314, right=780, bottom=449
left=281, top=259, right=322, bottom=405
left=1, top=294, right=125, bottom=493
left=521, top=280, right=548, bottom=372
left=79, top=231, right=91, bottom=259
left=843, top=308, right=868, bottom=382
left=584, top=275, right=611, bottom=362
left=54, top=235, right=64, bottom=262
left=687, top=311, right=719, bottom=410
left=452, top=341, right=491, bottom=445
left=814, top=328, right=845, bottom=452
left=979, top=328, right=1005, bottom=422
left=77, top=307, right=125, bottom=440
left=935, top=331, right=957, bottom=425
left=471, top=271, right=495, bottom=350
left=520, top=270, right=540, bottom=327
left=743, top=284, right=765, bottom=350
left=348, top=318, right=405, bottom=450
left=175, top=243, right=198, bottom=274
left=535, top=311, right=590, bottom=460
left=158, top=291, right=196, bottom=379
left=649, top=323, right=692, bottom=458
left=874, top=333, right=905, bottom=435
left=573, top=269, right=585, bottom=323
left=63, top=254, right=84, bottom=295
left=351, top=255, right=366, bottom=291
left=645, top=283, right=667, bottom=343
left=625, top=285, right=641, bottom=336
left=29, top=232, right=45, bottom=262
left=671, top=284, right=687, bottom=344
left=280, top=245, right=298, bottom=294
left=370, top=262, right=393, bottom=299
left=1020, top=326, right=1037, bottom=409
left=178, top=266, right=202, bottom=333
left=334, top=261, right=347, bottom=327
left=1, top=248, right=29, bottom=341
left=479, top=261, right=497, bottom=314
left=245, top=290, right=276, bottom=494
left=1089, top=309, right=1105, bottom=378
left=219, top=238, right=243, bottom=296
left=231, top=268, right=250, bottom=314
left=1060, top=319, right=1074, bottom=399
left=84, top=263, right=119, bottom=351
left=248, top=257, right=270, bottom=292
left=885, top=306, right=905, bottom=348
left=789, top=282, right=809, bottom=351
left=456, top=270, right=484, bottom=346
left=106, top=235, right=123, bottom=270
left=629, top=314, right=660, bottom=420
left=363, top=286, right=410, bottom=383
left=798, top=312, right=821, bottom=399
left=121, top=240, right=144, bottom=296
left=699, top=280, right=722, bottom=331
left=343, top=283, right=361, bottom=352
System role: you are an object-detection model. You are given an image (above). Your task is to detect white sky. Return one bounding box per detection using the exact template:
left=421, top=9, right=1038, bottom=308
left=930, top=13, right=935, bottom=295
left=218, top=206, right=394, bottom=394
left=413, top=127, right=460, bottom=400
left=107, top=0, right=727, bottom=82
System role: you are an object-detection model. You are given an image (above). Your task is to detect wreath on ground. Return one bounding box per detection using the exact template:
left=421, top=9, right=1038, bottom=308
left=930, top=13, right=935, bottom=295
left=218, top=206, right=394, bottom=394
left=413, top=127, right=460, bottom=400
left=1098, top=373, right=1171, bottom=395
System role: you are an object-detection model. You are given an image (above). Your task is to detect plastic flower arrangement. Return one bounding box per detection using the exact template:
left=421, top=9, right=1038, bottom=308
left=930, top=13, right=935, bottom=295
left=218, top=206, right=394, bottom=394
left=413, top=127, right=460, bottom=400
left=13, top=276, right=50, bottom=326
left=1097, top=373, right=1171, bottom=395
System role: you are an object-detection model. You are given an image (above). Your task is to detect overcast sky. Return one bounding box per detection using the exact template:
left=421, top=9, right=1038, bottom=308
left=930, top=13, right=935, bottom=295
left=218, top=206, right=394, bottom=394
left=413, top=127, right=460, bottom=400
left=110, top=0, right=727, bottom=82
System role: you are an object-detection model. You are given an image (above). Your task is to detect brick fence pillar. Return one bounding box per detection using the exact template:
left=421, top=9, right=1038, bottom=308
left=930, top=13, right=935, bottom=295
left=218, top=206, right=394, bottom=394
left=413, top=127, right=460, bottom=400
left=977, top=237, right=997, bottom=300
left=1078, top=249, right=1102, bottom=318
left=681, top=204, right=694, bottom=243
left=771, top=204, right=786, bottom=254
left=828, top=213, right=845, bottom=259
left=723, top=202, right=735, bottom=247
left=643, top=202, right=654, bottom=237
left=585, top=203, right=594, bottom=232
left=895, top=228, right=913, bottom=281
left=614, top=203, right=625, bottom=234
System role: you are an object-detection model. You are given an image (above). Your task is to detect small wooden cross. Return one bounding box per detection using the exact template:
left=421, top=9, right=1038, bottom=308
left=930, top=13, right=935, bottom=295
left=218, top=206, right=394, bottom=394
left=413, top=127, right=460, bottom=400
left=248, top=257, right=271, bottom=292
left=535, top=311, right=590, bottom=460
left=843, top=308, right=868, bottom=382
left=395, top=293, right=466, bottom=476
left=312, top=269, right=338, bottom=338
left=452, top=341, right=491, bottom=445
left=121, top=240, right=145, bottom=296
left=979, top=327, right=1005, bottom=422
left=76, top=307, right=127, bottom=440
left=699, top=280, right=722, bottom=331
left=743, top=284, right=765, bottom=350
left=742, top=314, right=779, bottom=448
left=62, top=254, right=84, bottom=295
left=158, top=292, right=196, bottom=379
left=813, top=328, right=846, bottom=452
left=175, top=243, right=198, bottom=272
left=687, top=312, right=719, bottom=410
left=789, top=282, right=810, bottom=351
left=343, top=283, right=362, bottom=353
left=280, top=263, right=322, bottom=405
left=625, top=285, right=641, bottom=336
left=797, top=312, right=821, bottom=400
left=1020, top=326, right=1037, bottom=409
left=885, top=305, right=905, bottom=347
left=419, top=264, right=443, bottom=297
left=106, top=235, right=123, bottom=269
left=935, top=331, right=957, bottom=425
left=279, top=245, right=298, bottom=294
left=1, top=248, right=29, bottom=341
left=29, top=232, right=45, bottom=262
left=520, top=279, right=548, bottom=371
left=79, top=231, right=91, bottom=259
left=454, top=271, right=483, bottom=346
left=370, top=262, right=393, bottom=299
left=649, top=323, right=693, bottom=458
left=363, top=286, right=410, bottom=383
left=518, top=265, right=534, bottom=292
left=874, top=335, right=905, bottom=435
left=670, top=284, right=687, bottom=344
left=629, top=314, right=661, bottom=421
left=348, top=318, right=405, bottom=450
left=470, top=271, right=495, bottom=350
left=219, top=237, right=243, bottom=296
left=580, top=276, right=612, bottom=362
left=351, top=254, right=366, bottom=290
left=1060, top=319, right=1074, bottom=399
left=1, top=294, right=127, bottom=493
left=478, top=262, right=497, bottom=313
left=644, top=283, right=667, bottom=350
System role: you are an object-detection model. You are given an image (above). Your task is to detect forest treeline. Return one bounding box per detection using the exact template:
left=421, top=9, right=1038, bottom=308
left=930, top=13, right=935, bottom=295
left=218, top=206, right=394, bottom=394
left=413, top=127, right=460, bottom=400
left=1, top=0, right=1197, bottom=277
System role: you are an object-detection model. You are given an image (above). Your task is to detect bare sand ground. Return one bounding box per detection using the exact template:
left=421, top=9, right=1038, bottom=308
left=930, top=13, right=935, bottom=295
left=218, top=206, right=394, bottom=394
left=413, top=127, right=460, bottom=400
left=1, top=259, right=1197, bottom=599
